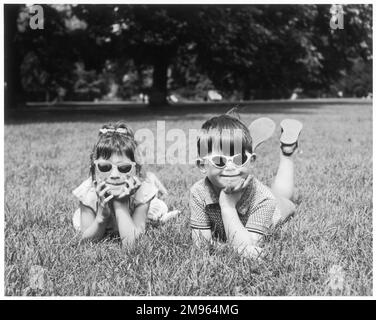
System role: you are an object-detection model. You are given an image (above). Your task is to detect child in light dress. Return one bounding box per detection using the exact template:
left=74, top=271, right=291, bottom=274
left=72, top=122, right=179, bottom=246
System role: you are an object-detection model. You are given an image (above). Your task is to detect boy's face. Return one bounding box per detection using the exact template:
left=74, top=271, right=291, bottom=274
left=202, top=149, right=254, bottom=191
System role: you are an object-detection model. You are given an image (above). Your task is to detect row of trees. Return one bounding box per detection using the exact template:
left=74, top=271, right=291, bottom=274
left=5, top=4, right=372, bottom=108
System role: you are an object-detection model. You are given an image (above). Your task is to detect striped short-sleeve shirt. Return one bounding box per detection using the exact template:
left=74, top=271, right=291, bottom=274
left=189, top=177, right=277, bottom=241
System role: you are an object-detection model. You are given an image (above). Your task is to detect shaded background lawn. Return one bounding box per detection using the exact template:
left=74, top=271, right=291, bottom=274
left=4, top=102, right=372, bottom=296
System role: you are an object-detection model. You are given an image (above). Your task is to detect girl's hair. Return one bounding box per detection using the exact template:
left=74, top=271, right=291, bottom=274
left=197, top=108, right=252, bottom=157
left=89, top=122, right=142, bottom=179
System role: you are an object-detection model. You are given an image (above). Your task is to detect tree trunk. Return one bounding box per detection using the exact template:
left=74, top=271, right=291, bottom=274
left=149, top=57, right=169, bottom=107
left=4, top=4, right=24, bottom=117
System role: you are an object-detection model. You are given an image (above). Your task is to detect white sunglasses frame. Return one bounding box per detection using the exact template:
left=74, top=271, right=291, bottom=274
left=197, top=151, right=256, bottom=169
left=94, top=160, right=136, bottom=174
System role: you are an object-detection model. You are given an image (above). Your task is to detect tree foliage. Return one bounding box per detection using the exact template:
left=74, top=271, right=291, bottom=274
left=192, top=4, right=372, bottom=99
left=5, top=4, right=372, bottom=106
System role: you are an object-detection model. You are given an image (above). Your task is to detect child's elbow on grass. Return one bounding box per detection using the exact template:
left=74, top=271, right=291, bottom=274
left=236, top=244, right=265, bottom=260
left=121, top=226, right=146, bottom=247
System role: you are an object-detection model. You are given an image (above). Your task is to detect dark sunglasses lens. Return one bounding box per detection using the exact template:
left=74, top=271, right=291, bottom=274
left=97, top=163, right=112, bottom=172
left=118, top=164, right=133, bottom=173
left=211, top=155, right=227, bottom=168
left=233, top=154, right=246, bottom=166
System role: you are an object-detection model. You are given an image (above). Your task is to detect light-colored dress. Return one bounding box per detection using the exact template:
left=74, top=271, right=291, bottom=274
left=72, top=178, right=169, bottom=234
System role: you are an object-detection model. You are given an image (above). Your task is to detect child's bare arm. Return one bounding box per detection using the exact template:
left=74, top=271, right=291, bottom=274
left=132, top=202, right=149, bottom=233
left=219, top=191, right=264, bottom=259
left=220, top=206, right=262, bottom=246
left=80, top=180, right=114, bottom=242
left=217, top=175, right=267, bottom=258
left=113, top=199, right=149, bottom=247
left=80, top=203, right=108, bottom=242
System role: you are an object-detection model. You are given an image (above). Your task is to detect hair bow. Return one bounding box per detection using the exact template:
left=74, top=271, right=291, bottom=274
left=99, top=128, right=128, bottom=135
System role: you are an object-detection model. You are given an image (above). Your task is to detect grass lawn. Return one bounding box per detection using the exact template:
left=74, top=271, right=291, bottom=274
left=4, top=102, right=372, bottom=296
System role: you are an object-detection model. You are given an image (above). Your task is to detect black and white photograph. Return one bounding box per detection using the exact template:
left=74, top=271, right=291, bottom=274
left=3, top=2, right=373, bottom=298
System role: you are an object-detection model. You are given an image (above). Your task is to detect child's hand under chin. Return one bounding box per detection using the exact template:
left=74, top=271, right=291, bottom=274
left=219, top=175, right=252, bottom=209
left=108, top=176, right=142, bottom=200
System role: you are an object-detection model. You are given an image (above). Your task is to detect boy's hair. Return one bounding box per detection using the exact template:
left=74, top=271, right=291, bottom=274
left=90, top=122, right=141, bottom=179
left=197, top=108, right=252, bottom=157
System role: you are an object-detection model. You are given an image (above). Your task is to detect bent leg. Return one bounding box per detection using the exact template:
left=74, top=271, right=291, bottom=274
left=271, top=152, right=297, bottom=226
left=271, top=152, right=295, bottom=200
left=271, top=119, right=302, bottom=226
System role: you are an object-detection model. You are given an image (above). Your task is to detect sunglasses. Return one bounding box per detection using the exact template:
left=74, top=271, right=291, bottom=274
left=198, top=152, right=255, bottom=169
left=94, top=160, right=135, bottom=174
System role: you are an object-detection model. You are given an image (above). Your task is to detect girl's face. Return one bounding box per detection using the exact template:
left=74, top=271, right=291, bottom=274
left=94, top=153, right=136, bottom=194
left=202, top=149, right=255, bottom=192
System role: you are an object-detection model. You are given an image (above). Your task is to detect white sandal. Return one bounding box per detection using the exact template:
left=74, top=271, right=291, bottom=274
left=248, top=117, right=276, bottom=151
left=280, top=119, right=303, bottom=155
